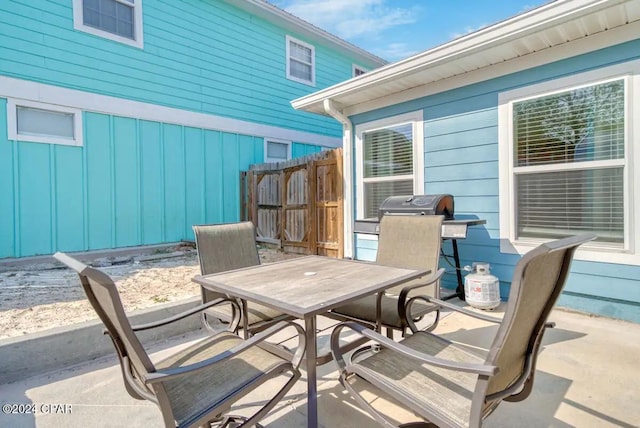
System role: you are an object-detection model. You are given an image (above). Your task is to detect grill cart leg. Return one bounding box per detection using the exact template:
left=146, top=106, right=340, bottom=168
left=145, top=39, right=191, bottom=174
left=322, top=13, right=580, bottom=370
left=442, top=238, right=465, bottom=301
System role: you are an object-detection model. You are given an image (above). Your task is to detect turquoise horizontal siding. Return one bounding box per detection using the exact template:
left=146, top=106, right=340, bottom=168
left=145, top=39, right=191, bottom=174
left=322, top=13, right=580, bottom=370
left=351, top=39, right=640, bottom=322
left=0, top=110, right=267, bottom=258
left=354, top=236, right=377, bottom=262
left=0, top=0, right=379, bottom=138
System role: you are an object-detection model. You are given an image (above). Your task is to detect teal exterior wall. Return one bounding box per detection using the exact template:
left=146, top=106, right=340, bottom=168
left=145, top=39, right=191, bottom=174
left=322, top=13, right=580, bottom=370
left=0, top=0, right=379, bottom=137
left=0, top=0, right=380, bottom=258
left=351, top=39, right=640, bottom=323
left=0, top=108, right=266, bottom=257
left=292, top=142, right=325, bottom=158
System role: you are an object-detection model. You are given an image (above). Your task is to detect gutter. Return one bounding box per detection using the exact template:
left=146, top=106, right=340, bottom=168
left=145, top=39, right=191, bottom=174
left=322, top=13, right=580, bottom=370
left=323, top=99, right=354, bottom=259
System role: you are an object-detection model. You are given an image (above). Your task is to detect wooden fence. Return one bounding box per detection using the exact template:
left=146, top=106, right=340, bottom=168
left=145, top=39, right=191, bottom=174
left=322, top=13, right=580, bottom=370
left=241, top=148, right=343, bottom=258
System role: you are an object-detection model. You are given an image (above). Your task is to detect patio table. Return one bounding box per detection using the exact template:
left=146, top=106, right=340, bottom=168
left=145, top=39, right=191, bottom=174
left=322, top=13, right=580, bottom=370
left=193, top=255, right=428, bottom=428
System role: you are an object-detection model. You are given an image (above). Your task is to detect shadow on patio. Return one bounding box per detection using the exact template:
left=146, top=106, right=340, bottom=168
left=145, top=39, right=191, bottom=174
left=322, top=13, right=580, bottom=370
left=1, top=305, right=638, bottom=427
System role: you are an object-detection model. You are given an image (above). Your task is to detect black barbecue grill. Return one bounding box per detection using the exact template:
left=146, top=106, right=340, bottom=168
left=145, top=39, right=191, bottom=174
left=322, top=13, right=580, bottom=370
left=353, top=194, right=486, bottom=300
left=377, top=194, right=454, bottom=220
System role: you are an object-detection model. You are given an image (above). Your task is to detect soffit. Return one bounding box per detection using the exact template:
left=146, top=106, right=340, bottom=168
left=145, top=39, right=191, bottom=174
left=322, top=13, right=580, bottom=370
left=292, top=0, right=640, bottom=116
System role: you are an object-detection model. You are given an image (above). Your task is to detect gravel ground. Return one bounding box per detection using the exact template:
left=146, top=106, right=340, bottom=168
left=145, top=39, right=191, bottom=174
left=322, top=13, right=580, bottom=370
left=0, top=245, right=301, bottom=339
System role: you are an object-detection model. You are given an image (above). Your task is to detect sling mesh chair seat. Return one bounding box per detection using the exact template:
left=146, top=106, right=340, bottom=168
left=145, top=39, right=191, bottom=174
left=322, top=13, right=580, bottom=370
left=330, top=215, right=445, bottom=336
left=330, top=234, right=595, bottom=428
left=193, top=222, right=293, bottom=336
left=55, top=252, right=305, bottom=428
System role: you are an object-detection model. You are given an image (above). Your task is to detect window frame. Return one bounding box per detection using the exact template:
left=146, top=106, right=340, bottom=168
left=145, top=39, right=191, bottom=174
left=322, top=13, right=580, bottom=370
left=286, top=35, right=315, bottom=86
left=264, top=138, right=292, bottom=163
left=355, top=111, right=424, bottom=234
left=353, top=65, right=367, bottom=77
left=7, top=99, right=83, bottom=147
left=498, top=60, right=640, bottom=265
left=72, top=0, right=144, bottom=49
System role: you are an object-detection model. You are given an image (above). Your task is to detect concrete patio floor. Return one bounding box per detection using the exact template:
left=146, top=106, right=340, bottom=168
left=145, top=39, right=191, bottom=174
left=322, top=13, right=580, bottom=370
left=1, top=304, right=639, bottom=428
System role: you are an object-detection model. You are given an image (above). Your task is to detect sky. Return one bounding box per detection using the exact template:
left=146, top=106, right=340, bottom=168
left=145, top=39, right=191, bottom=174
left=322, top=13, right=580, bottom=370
left=269, top=0, right=552, bottom=62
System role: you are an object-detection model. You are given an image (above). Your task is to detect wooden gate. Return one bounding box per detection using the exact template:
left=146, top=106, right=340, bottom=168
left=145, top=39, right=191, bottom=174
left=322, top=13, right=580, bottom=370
left=312, top=157, right=343, bottom=257
left=241, top=149, right=343, bottom=257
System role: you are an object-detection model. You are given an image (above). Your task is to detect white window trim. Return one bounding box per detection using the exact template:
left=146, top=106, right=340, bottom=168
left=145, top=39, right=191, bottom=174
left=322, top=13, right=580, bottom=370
left=73, top=0, right=144, bottom=49
left=353, top=64, right=367, bottom=77
left=498, top=59, right=640, bottom=265
left=264, top=138, right=292, bottom=163
left=355, top=111, right=424, bottom=240
left=7, top=98, right=83, bottom=147
left=286, top=35, right=315, bottom=86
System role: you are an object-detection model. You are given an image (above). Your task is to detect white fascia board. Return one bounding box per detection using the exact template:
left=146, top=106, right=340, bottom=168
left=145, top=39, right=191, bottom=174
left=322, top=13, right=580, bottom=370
left=223, top=0, right=386, bottom=67
left=343, top=19, right=640, bottom=117
left=0, top=75, right=341, bottom=148
left=291, top=0, right=625, bottom=113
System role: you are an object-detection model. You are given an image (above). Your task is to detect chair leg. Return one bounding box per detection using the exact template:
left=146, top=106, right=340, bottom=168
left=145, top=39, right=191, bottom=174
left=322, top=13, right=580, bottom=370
left=386, top=327, right=394, bottom=339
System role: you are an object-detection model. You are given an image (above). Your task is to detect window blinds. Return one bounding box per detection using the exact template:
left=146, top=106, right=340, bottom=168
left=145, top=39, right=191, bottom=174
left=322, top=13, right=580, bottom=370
left=513, top=79, right=625, bottom=244
left=363, top=124, right=413, bottom=178
left=83, top=0, right=135, bottom=40
left=514, top=79, right=624, bottom=166
left=364, top=181, right=414, bottom=219
left=362, top=123, right=414, bottom=218
left=517, top=168, right=624, bottom=243
left=289, top=41, right=312, bottom=82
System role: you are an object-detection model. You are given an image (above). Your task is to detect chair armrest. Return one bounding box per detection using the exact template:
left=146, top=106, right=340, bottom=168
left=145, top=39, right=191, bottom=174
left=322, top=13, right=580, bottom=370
left=397, top=268, right=444, bottom=300
left=397, top=268, right=445, bottom=323
left=331, top=321, right=497, bottom=377
left=411, top=296, right=503, bottom=324
left=144, top=320, right=306, bottom=384
left=131, top=298, right=241, bottom=332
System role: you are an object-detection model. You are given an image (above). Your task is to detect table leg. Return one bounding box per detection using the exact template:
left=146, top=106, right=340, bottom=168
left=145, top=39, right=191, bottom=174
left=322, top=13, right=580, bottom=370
left=305, top=316, right=318, bottom=428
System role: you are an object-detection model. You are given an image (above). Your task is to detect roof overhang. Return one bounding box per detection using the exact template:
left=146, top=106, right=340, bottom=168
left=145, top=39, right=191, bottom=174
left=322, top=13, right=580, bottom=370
left=222, top=0, right=387, bottom=67
left=292, top=0, right=640, bottom=117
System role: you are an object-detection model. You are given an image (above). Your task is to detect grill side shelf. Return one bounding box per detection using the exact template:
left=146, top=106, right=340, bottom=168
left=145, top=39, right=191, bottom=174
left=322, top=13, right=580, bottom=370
left=353, top=218, right=485, bottom=239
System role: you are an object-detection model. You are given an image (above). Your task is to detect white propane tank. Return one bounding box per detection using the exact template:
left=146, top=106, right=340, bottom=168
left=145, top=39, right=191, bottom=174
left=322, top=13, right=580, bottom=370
left=464, top=263, right=501, bottom=310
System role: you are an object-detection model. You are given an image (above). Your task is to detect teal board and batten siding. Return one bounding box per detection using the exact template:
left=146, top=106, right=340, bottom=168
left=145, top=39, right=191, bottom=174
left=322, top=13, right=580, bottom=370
left=0, top=0, right=376, bottom=138
left=292, top=142, right=325, bottom=158
left=351, top=39, right=640, bottom=323
left=0, top=106, right=266, bottom=258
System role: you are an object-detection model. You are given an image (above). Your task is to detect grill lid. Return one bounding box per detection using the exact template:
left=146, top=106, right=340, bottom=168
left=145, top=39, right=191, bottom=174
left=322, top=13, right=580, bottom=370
left=378, top=194, right=454, bottom=220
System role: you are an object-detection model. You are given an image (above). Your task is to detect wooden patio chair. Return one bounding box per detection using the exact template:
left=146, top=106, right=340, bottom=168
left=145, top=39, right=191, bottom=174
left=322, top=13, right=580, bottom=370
left=193, top=222, right=293, bottom=336
left=54, top=252, right=305, bottom=428
left=330, top=215, right=445, bottom=337
left=330, top=233, right=595, bottom=428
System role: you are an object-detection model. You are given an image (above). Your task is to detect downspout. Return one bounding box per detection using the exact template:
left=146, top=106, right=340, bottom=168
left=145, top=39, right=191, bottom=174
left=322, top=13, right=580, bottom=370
left=323, top=99, right=354, bottom=259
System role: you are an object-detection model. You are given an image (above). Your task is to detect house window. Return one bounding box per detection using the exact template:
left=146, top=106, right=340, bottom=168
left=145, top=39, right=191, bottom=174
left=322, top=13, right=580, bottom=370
left=356, top=111, right=424, bottom=220
left=286, top=36, right=315, bottom=86
left=7, top=99, right=83, bottom=147
left=499, top=60, right=640, bottom=264
left=73, top=0, right=144, bottom=48
left=265, top=139, right=291, bottom=162
left=353, top=65, right=367, bottom=77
